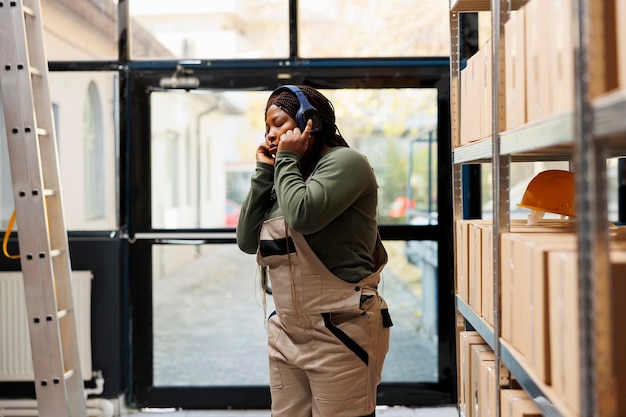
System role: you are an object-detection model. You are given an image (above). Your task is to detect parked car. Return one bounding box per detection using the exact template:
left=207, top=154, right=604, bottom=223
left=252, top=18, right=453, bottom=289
left=226, top=200, right=241, bottom=227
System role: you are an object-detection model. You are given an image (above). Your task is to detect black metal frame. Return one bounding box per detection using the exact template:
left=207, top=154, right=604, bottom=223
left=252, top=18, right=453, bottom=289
left=123, top=61, right=455, bottom=409
left=37, top=0, right=468, bottom=410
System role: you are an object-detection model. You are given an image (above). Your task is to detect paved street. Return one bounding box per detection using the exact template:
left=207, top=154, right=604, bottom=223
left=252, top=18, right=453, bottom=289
left=152, top=241, right=438, bottom=386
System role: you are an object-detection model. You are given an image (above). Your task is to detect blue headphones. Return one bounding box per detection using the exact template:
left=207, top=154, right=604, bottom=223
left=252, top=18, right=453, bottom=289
left=271, top=85, right=322, bottom=133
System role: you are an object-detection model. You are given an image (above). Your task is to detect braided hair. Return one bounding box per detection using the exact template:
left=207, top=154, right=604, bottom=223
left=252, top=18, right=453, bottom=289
left=265, top=85, right=349, bottom=179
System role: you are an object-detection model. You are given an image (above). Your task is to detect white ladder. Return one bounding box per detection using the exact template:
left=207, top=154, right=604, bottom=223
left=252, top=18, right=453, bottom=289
left=0, top=1, right=87, bottom=416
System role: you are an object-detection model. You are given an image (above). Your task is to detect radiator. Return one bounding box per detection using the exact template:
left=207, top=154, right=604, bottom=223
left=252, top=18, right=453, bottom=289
left=0, top=271, right=93, bottom=381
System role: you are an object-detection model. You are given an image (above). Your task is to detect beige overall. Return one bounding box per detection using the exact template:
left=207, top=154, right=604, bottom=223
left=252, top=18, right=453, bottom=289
left=257, top=217, right=392, bottom=417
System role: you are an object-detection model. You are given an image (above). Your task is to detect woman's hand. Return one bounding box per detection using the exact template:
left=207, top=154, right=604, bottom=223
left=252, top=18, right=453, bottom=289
left=256, top=143, right=275, bottom=165
left=277, top=119, right=313, bottom=157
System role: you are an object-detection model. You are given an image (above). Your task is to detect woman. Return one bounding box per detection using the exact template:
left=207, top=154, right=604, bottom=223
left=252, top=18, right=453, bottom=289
left=236, top=85, right=392, bottom=417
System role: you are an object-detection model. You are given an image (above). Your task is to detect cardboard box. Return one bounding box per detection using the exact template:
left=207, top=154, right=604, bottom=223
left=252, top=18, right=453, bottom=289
left=468, top=222, right=483, bottom=314
left=480, top=358, right=498, bottom=417
left=525, top=0, right=552, bottom=122
left=505, top=8, right=526, bottom=130
left=548, top=250, right=580, bottom=415
left=471, top=344, right=494, bottom=417
left=460, top=60, right=469, bottom=147
left=480, top=223, right=494, bottom=325
left=500, top=389, right=541, bottom=417
left=511, top=233, right=531, bottom=357
left=506, top=232, right=571, bottom=358
left=618, top=0, right=626, bottom=89
left=500, top=233, right=524, bottom=345
left=481, top=38, right=493, bottom=139
left=522, top=234, right=576, bottom=384
left=459, top=332, right=488, bottom=417
left=501, top=226, right=576, bottom=348
left=509, top=219, right=577, bottom=233
left=456, top=219, right=471, bottom=303
left=548, top=249, right=626, bottom=416
left=461, top=52, right=482, bottom=145
left=612, top=252, right=626, bottom=417
left=460, top=218, right=576, bottom=335
left=588, top=0, right=618, bottom=97
left=549, top=0, right=575, bottom=114
left=456, top=219, right=492, bottom=305
left=461, top=50, right=480, bottom=146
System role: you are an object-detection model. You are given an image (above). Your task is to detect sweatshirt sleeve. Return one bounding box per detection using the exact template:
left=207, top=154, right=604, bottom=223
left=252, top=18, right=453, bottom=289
left=236, top=162, right=275, bottom=254
left=274, top=148, right=376, bottom=235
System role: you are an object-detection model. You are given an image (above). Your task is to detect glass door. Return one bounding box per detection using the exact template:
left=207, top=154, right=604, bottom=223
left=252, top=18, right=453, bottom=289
left=149, top=90, right=275, bottom=390
left=130, top=84, right=455, bottom=409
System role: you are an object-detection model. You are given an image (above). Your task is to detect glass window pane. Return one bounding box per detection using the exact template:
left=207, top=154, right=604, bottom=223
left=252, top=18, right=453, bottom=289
left=299, top=0, right=450, bottom=58
left=153, top=243, right=269, bottom=386
left=150, top=88, right=439, bottom=229
left=1, top=72, right=118, bottom=231
left=319, top=89, right=440, bottom=226
left=42, top=0, right=119, bottom=61
left=382, top=239, right=438, bottom=383
left=130, top=0, right=289, bottom=60
left=152, top=240, right=438, bottom=386
left=50, top=72, right=119, bottom=230
left=150, top=90, right=261, bottom=229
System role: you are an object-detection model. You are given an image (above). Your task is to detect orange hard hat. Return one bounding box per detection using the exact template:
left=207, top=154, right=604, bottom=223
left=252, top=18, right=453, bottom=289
left=517, top=169, right=576, bottom=217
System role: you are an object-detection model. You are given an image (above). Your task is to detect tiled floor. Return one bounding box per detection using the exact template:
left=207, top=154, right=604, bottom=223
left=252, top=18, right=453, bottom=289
left=124, top=405, right=459, bottom=417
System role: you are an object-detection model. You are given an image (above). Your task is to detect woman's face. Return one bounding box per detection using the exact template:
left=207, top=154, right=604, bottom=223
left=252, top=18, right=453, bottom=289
left=264, top=104, right=298, bottom=157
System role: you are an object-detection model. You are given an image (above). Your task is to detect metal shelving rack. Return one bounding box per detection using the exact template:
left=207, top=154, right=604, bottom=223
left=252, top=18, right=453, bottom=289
left=449, top=0, right=624, bottom=416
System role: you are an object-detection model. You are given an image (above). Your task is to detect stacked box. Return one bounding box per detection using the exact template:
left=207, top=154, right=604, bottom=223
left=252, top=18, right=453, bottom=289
left=481, top=38, right=493, bottom=139
left=468, top=222, right=483, bottom=314
left=460, top=52, right=482, bottom=145
left=612, top=252, right=626, bottom=417
left=459, top=332, right=489, bottom=417
left=588, top=0, right=618, bottom=97
left=470, top=343, right=495, bottom=417
left=618, top=0, right=626, bottom=89
left=500, top=232, right=523, bottom=346
left=480, top=223, right=494, bottom=326
left=548, top=250, right=626, bottom=416
left=524, top=235, right=576, bottom=385
left=549, top=0, right=575, bottom=114
left=504, top=8, right=526, bottom=130
left=500, top=389, right=541, bottom=417
left=481, top=359, right=498, bottom=417
left=524, top=0, right=552, bottom=122
left=455, top=219, right=471, bottom=303
left=456, top=219, right=492, bottom=305
left=499, top=224, right=577, bottom=348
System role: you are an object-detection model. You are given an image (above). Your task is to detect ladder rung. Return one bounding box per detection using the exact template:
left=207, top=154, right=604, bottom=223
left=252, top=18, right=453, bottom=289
left=42, top=188, right=56, bottom=196
left=57, top=307, right=73, bottom=319
left=29, top=66, right=41, bottom=77
left=36, top=128, right=48, bottom=136
left=49, top=248, right=62, bottom=258
left=22, top=5, right=35, bottom=17
left=63, top=369, right=75, bottom=381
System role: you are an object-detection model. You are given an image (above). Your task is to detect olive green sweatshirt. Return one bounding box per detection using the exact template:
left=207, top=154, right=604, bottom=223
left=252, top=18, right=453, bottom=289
left=236, top=147, right=379, bottom=283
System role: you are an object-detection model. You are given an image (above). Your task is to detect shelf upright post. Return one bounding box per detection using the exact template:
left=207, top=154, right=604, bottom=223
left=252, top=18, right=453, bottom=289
left=448, top=4, right=467, bottom=404
left=491, top=1, right=511, bottom=417
left=449, top=4, right=463, bottom=253
left=572, top=0, right=617, bottom=416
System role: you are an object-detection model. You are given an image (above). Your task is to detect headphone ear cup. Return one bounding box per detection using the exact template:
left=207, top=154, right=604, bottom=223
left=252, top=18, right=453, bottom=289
left=272, top=85, right=321, bottom=133
left=300, top=108, right=321, bottom=133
